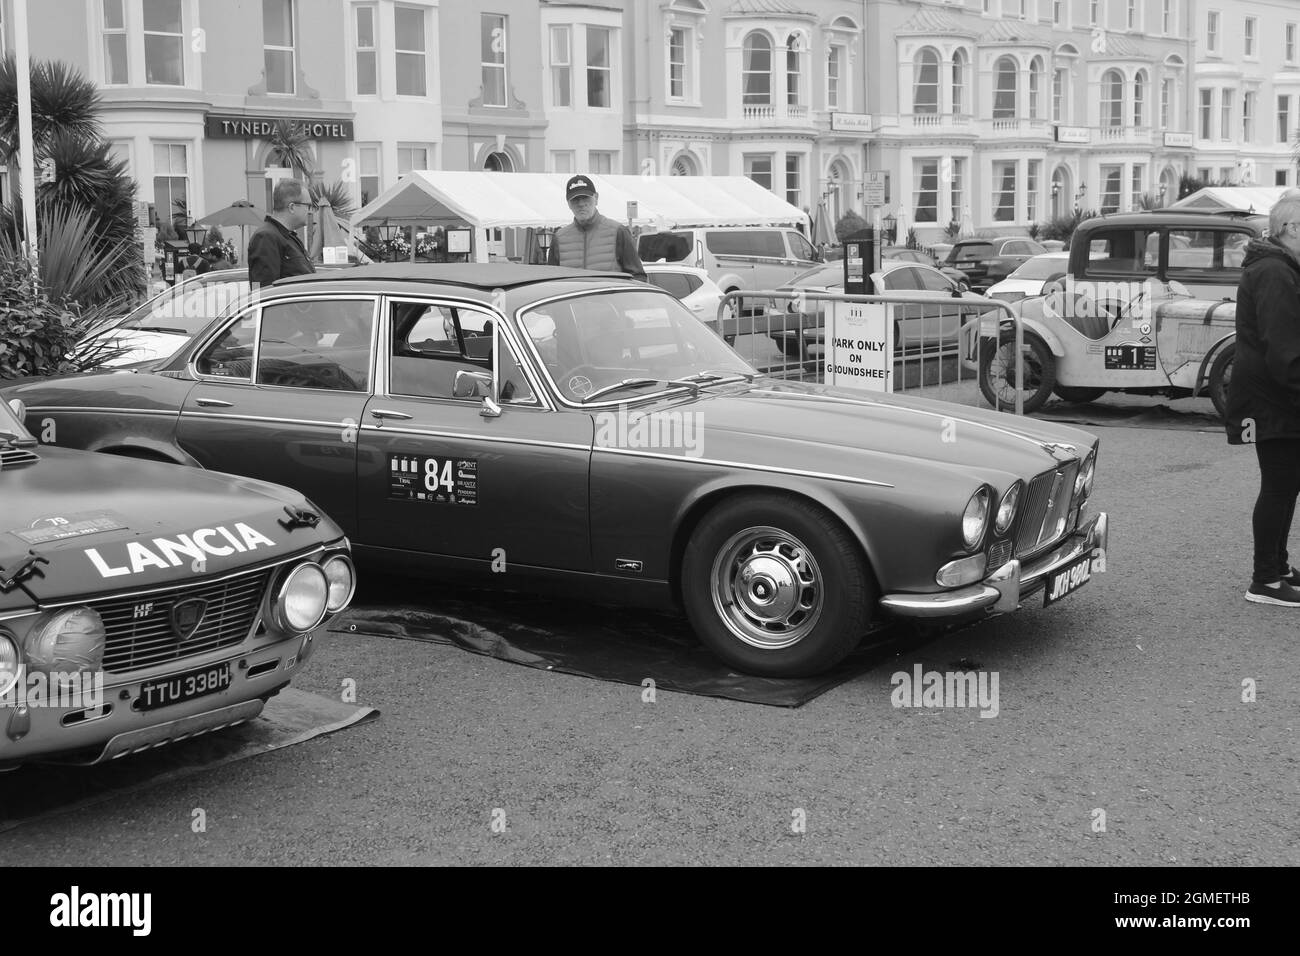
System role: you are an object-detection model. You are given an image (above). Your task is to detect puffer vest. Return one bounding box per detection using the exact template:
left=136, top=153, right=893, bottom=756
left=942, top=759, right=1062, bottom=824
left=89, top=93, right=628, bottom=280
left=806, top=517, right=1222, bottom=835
left=553, top=213, right=621, bottom=271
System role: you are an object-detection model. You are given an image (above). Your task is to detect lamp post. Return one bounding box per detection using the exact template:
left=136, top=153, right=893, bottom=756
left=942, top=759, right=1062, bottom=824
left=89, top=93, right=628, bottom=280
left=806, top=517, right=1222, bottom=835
left=1158, top=182, right=1167, bottom=207
left=881, top=213, right=897, bottom=245
left=184, top=223, right=208, bottom=248
left=14, top=0, right=38, bottom=271
left=1051, top=181, right=1060, bottom=216
left=1075, top=182, right=1087, bottom=212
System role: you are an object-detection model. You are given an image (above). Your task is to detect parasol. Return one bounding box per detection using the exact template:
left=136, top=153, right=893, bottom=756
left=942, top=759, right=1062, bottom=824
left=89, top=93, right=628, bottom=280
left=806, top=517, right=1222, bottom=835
left=308, top=199, right=350, bottom=265
left=196, top=199, right=267, bottom=264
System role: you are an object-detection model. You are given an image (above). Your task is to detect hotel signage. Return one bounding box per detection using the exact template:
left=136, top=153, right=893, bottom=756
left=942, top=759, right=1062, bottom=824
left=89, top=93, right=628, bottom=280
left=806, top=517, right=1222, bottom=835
left=205, top=115, right=354, bottom=141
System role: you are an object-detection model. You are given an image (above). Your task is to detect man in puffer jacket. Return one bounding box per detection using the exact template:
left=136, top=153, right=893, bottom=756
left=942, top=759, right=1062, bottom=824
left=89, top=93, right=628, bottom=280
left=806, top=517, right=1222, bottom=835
left=1226, top=188, right=1300, bottom=605
left=547, top=175, right=645, bottom=280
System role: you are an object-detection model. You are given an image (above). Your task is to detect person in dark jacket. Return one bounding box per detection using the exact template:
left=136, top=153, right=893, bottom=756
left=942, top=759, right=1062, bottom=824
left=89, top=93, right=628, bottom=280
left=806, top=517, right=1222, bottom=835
left=546, top=175, right=645, bottom=279
left=247, top=180, right=315, bottom=288
left=1226, top=188, right=1300, bottom=605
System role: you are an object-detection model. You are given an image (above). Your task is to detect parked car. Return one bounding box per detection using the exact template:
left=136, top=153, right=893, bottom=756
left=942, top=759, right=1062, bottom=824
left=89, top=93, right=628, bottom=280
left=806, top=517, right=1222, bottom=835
left=642, top=262, right=732, bottom=332
left=881, top=245, right=970, bottom=289
left=1065, top=210, right=1265, bottom=304
left=765, top=259, right=1000, bottom=359
left=985, top=252, right=1071, bottom=303
left=943, top=237, right=1047, bottom=292
left=0, top=396, right=354, bottom=767
left=78, top=269, right=252, bottom=367
left=2, top=263, right=1107, bottom=679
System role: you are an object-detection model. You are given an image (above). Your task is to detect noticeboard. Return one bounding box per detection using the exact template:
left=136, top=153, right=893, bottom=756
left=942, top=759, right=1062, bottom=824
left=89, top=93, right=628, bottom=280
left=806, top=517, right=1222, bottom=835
left=825, top=301, right=894, bottom=393
left=446, top=228, right=471, bottom=254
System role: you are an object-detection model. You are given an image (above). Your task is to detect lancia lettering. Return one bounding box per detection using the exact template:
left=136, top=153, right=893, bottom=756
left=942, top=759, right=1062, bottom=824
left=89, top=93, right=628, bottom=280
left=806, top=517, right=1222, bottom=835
left=84, top=523, right=276, bottom=578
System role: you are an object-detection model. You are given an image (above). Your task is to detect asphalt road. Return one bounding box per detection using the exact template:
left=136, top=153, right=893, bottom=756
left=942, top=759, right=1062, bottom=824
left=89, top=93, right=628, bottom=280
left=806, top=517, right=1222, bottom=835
left=2, top=412, right=1296, bottom=866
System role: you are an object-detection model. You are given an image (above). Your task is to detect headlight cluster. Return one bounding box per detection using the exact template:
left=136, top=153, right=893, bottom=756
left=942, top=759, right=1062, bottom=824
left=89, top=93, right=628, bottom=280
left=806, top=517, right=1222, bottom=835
left=0, top=630, right=21, bottom=697
left=995, top=481, right=1023, bottom=535
left=962, top=487, right=992, bottom=550
left=1074, top=449, right=1096, bottom=500
left=268, top=553, right=354, bottom=637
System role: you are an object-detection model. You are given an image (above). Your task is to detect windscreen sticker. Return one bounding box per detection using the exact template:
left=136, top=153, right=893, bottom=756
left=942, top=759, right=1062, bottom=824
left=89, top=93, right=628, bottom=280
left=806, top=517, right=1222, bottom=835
left=10, top=513, right=128, bottom=545
left=389, top=454, right=478, bottom=505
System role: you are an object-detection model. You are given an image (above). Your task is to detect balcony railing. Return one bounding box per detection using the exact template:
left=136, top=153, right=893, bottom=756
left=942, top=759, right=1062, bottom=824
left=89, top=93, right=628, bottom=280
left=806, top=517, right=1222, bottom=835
left=979, top=117, right=1052, bottom=137
left=740, top=102, right=815, bottom=125
left=1098, top=125, right=1153, bottom=144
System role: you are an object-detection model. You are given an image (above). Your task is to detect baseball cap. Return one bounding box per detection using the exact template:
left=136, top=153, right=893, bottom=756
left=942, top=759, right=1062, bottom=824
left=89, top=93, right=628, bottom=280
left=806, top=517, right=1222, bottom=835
left=566, top=175, right=596, bottom=202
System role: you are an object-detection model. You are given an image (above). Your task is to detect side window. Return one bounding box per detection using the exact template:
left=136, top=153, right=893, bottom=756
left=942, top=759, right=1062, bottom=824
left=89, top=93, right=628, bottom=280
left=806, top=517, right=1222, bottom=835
left=195, top=311, right=257, bottom=379
left=707, top=230, right=784, bottom=258
left=638, top=231, right=692, bottom=263
left=1167, top=228, right=1244, bottom=275
left=646, top=271, right=695, bottom=298
left=256, top=299, right=375, bottom=391
left=389, top=302, right=536, bottom=405
left=885, top=267, right=922, bottom=291
left=787, top=232, right=815, bottom=261
left=916, top=268, right=954, bottom=293
left=1080, top=229, right=1155, bottom=277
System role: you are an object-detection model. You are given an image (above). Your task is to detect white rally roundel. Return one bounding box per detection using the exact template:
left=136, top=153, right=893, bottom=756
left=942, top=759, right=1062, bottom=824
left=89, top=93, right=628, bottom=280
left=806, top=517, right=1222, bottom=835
left=568, top=375, right=593, bottom=397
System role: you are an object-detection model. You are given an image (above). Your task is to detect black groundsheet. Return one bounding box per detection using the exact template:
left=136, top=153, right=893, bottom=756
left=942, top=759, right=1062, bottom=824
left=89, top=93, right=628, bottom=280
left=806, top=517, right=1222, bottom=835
left=1035, top=399, right=1223, bottom=431
left=330, top=577, right=907, bottom=707
left=0, top=689, right=377, bottom=833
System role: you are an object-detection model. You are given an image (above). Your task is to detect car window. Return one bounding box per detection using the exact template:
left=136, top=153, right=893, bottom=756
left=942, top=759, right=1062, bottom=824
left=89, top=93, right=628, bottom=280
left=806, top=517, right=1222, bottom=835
left=256, top=298, right=375, bottom=391
left=915, top=267, right=954, bottom=293
left=1167, top=228, right=1250, bottom=273
left=1011, top=256, right=1068, bottom=279
left=638, top=231, right=693, bottom=263
left=950, top=242, right=994, bottom=264
left=787, top=232, right=816, bottom=261
left=389, top=301, right=536, bottom=405
left=195, top=311, right=257, bottom=380
left=119, top=275, right=252, bottom=336
left=883, top=267, right=921, bottom=291
left=707, top=231, right=785, bottom=258
left=1082, top=228, right=1157, bottom=276
left=646, top=271, right=698, bottom=299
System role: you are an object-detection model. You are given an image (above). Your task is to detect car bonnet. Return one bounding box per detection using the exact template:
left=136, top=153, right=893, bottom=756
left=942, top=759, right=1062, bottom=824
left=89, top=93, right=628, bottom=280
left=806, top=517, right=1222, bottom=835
left=0, top=446, right=339, bottom=604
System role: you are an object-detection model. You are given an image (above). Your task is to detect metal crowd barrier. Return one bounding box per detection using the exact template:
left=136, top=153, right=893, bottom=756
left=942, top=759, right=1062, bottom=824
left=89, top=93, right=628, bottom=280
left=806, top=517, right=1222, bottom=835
left=716, top=289, right=1027, bottom=416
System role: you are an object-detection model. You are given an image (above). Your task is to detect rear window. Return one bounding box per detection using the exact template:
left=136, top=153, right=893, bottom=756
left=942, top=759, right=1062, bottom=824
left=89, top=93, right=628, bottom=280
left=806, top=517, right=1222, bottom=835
left=645, top=271, right=702, bottom=299
left=707, top=231, right=786, bottom=258
left=1011, top=257, right=1069, bottom=280
left=949, top=242, right=994, bottom=263
left=638, top=231, right=692, bottom=263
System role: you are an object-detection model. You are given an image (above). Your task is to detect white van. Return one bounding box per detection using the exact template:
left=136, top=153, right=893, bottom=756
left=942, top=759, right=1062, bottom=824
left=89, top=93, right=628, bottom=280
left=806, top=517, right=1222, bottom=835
left=638, top=227, right=821, bottom=337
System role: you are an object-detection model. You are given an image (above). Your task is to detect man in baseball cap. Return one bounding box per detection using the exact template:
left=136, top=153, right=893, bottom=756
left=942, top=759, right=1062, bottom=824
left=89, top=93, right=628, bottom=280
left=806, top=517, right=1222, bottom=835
left=547, top=174, right=645, bottom=279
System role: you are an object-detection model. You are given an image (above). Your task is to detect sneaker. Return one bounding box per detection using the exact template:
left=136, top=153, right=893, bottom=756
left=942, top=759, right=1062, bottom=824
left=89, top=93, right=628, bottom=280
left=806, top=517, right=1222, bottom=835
left=1284, top=567, right=1300, bottom=587
left=1245, top=581, right=1300, bottom=606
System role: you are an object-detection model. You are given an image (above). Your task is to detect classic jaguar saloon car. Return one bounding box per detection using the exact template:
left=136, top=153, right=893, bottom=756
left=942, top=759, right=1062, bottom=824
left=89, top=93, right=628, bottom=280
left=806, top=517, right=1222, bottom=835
left=0, top=397, right=354, bottom=767
left=3, top=264, right=1107, bottom=678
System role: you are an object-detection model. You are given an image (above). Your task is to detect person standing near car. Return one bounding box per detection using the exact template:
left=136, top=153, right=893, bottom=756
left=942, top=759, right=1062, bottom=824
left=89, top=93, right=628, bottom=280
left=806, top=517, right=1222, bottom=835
left=247, top=180, right=316, bottom=288
left=547, top=175, right=646, bottom=280
left=1226, top=188, right=1300, bottom=606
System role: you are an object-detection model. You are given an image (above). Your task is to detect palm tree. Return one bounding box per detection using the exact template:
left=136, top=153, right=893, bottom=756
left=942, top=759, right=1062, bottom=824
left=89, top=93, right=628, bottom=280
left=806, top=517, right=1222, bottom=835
left=262, top=119, right=317, bottom=180
left=0, top=55, right=102, bottom=164
left=309, top=180, right=356, bottom=220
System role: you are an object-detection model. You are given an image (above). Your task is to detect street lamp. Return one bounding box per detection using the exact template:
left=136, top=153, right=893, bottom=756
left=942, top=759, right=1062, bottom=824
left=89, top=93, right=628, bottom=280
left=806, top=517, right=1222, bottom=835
left=184, top=223, right=207, bottom=248
left=1075, top=182, right=1087, bottom=211
left=882, top=213, right=897, bottom=245
left=1158, top=182, right=1167, bottom=207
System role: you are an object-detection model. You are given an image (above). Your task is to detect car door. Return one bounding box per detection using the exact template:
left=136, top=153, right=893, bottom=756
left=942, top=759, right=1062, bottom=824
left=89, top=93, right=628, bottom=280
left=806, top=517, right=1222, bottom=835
left=177, top=294, right=378, bottom=534
left=355, top=296, right=593, bottom=571
left=784, top=230, right=820, bottom=275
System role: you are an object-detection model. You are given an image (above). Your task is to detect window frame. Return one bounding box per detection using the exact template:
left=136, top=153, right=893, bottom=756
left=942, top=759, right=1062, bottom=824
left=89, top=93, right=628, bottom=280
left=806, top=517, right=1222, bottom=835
left=142, top=0, right=185, bottom=86
left=586, top=25, right=613, bottom=109
left=394, top=3, right=429, bottom=98
left=550, top=25, right=572, bottom=108
left=480, top=12, right=508, bottom=108
left=263, top=0, right=297, bottom=96
left=353, top=3, right=378, bottom=97
left=102, top=0, right=130, bottom=86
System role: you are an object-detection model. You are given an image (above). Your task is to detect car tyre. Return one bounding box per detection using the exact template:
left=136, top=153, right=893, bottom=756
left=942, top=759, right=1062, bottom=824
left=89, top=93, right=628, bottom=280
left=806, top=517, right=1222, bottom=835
left=979, top=330, right=1057, bottom=414
left=681, top=493, right=874, bottom=677
left=1209, top=342, right=1234, bottom=420
left=1052, top=386, right=1107, bottom=404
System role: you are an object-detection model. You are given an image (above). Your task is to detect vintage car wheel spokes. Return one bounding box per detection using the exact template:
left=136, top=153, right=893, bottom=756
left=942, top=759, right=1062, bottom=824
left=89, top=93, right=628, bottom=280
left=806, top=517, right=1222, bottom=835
left=979, top=332, right=1057, bottom=414
left=710, top=526, right=824, bottom=650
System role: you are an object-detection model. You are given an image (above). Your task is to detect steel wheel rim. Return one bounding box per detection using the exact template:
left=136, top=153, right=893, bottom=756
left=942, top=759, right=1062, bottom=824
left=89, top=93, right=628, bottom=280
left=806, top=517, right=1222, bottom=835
left=709, top=526, right=824, bottom=650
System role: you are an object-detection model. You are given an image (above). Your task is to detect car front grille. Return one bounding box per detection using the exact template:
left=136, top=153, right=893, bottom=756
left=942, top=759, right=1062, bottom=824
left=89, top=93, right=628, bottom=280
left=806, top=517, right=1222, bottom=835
left=95, top=568, right=273, bottom=674
left=987, top=539, right=1014, bottom=570
left=1015, top=463, right=1080, bottom=558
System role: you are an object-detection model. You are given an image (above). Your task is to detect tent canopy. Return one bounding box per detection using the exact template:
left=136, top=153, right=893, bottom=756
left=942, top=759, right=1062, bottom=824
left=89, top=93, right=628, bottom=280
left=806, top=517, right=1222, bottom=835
left=1169, top=186, right=1288, bottom=214
left=354, top=171, right=810, bottom=232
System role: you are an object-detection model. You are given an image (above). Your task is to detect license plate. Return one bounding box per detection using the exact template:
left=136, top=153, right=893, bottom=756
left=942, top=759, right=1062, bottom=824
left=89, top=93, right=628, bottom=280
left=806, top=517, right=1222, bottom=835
left=139, top=662, right=232, bottom=711
left=1043, top=553, right=1094, bottom=606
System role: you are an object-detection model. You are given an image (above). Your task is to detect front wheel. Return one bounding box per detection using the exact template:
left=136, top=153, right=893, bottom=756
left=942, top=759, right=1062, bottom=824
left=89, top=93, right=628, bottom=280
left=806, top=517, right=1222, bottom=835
left=681, top=493, right=874, bottom=677
left=1208, top=342, right=1234, bottom=419
left=979, top=331, right=1057, bottom=414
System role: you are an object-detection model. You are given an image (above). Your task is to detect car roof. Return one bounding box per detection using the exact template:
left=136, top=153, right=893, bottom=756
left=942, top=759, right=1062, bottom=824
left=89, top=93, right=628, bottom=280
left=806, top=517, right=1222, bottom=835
left=272, top=263, right=630, bottom=292
left=643, top=262, right=709, bottom=277
left=1076, top=211, right=1267, bottom=230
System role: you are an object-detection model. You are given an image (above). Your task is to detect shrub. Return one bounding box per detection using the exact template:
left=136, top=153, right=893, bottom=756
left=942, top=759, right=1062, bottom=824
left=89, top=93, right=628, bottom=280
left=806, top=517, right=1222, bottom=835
left=834, top=210, right=869, bottom=243
left=1027, top=222, right=1042, bottom=240
left=1039, top=209, right=1098, bottom=248
left=0, top=255, right=120, bottom=379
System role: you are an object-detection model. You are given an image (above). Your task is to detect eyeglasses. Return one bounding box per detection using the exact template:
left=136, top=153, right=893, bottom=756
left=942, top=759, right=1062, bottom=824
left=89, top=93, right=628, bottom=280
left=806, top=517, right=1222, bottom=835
left=288, top=201, right=313, bottom=211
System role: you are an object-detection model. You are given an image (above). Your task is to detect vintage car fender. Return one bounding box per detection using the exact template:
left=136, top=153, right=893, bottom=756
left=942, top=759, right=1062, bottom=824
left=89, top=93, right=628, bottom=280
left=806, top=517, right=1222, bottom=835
left=994, top=311, right=1067, bottom=357
left=1193, top=331, right=1236, bottom=395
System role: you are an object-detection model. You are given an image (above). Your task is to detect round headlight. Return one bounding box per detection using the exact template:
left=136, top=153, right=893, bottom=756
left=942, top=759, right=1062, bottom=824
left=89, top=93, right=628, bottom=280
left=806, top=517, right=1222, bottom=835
left=273, top=563, right=329, bottom=634
left=962, top=487, right=992, bottom=550
left=1075, top=450, right=1096, bottom=498
left=995, top=481, right=1023, bottom=535
left=24, top=606, right=106, bottom=673
left=0, top=633, right=21, bottom=697
left=322, top=554, right=356, bottom=613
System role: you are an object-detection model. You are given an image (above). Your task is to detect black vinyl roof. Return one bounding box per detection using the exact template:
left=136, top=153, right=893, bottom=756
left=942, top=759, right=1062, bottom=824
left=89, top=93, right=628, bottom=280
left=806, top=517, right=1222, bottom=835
left=273, top=263, right=631, bottom=290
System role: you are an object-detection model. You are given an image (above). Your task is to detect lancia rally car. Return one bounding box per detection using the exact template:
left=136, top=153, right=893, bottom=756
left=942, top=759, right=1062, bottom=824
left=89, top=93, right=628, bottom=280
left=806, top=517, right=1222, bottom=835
left=0, top=397, right=354, bottom=767
left=2, top=264, right=1108, bottom=679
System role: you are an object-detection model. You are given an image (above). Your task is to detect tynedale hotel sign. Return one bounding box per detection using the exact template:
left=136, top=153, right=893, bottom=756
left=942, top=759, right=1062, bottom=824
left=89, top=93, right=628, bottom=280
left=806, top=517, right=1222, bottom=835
left=205, top=115, right=354, bottom=141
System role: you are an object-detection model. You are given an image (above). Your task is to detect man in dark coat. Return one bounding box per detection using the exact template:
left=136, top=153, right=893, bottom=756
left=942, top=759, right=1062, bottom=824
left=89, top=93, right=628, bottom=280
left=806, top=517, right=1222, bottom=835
left=247, top=180, right=315, bottom=288
left=1226, top=188, right=1300, bottom=605
left=546, top=175, right=645, bottom=279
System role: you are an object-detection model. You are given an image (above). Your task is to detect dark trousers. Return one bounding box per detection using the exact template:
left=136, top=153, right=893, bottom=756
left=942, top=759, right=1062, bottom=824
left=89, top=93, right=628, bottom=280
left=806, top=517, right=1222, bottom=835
left=1253, top=439, right=1300, bottom=584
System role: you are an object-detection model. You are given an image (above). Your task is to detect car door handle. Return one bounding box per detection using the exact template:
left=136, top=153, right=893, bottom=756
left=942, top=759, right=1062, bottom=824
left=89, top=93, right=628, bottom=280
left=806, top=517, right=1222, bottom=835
left=370, top=408, right=413, bottom=421
left=195, top=398, right=233, bottom=408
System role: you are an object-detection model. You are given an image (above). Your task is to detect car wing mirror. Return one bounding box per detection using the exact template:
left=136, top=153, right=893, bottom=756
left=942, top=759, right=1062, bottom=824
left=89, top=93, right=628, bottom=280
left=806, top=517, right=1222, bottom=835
left=1166, top=279, right=1190, bottom=298
left=7, top=398, right=26, bottom=421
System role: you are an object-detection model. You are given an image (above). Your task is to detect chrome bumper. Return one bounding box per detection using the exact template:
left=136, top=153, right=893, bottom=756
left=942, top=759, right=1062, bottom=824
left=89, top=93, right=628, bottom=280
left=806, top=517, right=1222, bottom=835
left=879, top=511, right=1108, bottom=619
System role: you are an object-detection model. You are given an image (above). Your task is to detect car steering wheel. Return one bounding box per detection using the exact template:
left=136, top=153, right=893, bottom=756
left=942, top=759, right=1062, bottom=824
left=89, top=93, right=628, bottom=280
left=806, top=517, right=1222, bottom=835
left=561, top=364, right=600, bottom=399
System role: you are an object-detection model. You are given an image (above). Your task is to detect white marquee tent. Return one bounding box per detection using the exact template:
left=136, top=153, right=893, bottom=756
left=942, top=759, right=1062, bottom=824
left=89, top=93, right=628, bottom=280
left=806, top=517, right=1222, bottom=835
left=353, top=171, right=811, bottom=262
left=1169, top=186, right=1289, bottom=214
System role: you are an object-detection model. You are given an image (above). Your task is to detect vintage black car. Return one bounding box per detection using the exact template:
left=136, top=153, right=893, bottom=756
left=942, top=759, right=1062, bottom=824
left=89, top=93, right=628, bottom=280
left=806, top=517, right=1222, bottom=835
left=0, top=397, right=354, bottom=767
left=3, top=264, right=1108, bottom=678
